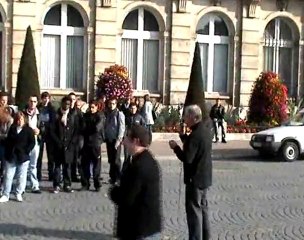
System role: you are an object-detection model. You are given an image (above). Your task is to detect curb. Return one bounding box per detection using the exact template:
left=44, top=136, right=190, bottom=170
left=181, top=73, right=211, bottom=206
left=152, top=133, right=253, bottom=141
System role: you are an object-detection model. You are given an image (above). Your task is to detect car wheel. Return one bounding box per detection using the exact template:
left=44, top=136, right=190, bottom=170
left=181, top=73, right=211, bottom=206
left=280, top=141, right=299, bottom=162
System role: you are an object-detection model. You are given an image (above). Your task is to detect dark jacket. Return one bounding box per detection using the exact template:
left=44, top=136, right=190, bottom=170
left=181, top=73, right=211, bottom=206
left=210, top=104, right=225, bottom=120
left=83, top=111, right=105, bottom=146
left=37, top=102, right=56, bottom=137
left=4, top=124, right=35, bottom=164
left=71, top=107, right=84, bottom=140
left=120, top=103, right=130, bottom=118
left=50, top=109, right=79, bottom=163
left=125, top=112, right=146, bottom=129
left=173, top=120, right=212, bottom=189
left=110, top=149, right=162, bottom=239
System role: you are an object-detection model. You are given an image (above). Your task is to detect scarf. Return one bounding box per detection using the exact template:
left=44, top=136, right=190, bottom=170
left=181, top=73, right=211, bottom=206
left=60, top=108, right=69, bottom=126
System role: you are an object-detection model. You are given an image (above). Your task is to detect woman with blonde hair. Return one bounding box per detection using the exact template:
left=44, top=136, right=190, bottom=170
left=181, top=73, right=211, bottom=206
left=0, top=111, right=35, bottom=202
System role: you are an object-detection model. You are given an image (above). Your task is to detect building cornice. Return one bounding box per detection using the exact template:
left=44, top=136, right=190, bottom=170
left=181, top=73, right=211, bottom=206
left=101, top=0, right=111, bottom=7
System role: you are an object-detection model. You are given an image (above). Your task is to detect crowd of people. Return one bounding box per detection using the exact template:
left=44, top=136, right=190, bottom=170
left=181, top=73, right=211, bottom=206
left=0, top=92, right=155, bottom=200
left=0, top=90, right=213, bottom=240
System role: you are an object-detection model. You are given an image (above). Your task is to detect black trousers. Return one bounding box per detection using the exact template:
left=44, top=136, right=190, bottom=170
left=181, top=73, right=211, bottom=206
left=71, top=137, right=83, bottom=180
left=81, top=145, right=101, bottom=189
left=53, top=150, right=73, bottom=189
left=37, top=136, right=55, bottom=181
left=212, top=119, right=225, bottom=141
left=185, top=184, right=210, bottom=240
left=106, top=140, right=122, bottom=183
left=0, top=144, right=4, bottom=185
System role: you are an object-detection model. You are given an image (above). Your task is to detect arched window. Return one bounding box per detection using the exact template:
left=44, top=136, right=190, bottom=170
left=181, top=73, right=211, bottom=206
left=263, top=18, right=298, bottom=96
left=196, top=13, right=230, bottom=93
left=42, top=4, right=86, bottom=89
left=121, top=8, right=160, bottom=92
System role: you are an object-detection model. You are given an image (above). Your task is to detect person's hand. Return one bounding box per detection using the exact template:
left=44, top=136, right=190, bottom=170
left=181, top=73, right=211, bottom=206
left=169, top=140, right=178, bottom=149
left=33, top=128, right=40, bottom=135
left=115, top=140, right=121, bottom=149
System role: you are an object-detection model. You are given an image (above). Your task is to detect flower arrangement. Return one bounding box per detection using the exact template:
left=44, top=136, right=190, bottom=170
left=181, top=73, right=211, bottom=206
left=96, top=64, right=133, bottom=101
left=248, top=71, right=288, bottom=125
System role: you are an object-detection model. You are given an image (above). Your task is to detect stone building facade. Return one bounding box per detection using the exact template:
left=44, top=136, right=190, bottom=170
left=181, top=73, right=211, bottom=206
left=0, top=0, right=303, bottom=106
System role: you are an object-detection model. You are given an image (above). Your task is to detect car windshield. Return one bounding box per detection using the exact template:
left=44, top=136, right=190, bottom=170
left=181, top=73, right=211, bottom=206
left=282, top=110, right=304, bottom=126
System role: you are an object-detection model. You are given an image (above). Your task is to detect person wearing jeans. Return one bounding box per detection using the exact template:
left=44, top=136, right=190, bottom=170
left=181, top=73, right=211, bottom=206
left=0, top=111, right=35, bottom=203
left=24, top=95, right=42, bottom=194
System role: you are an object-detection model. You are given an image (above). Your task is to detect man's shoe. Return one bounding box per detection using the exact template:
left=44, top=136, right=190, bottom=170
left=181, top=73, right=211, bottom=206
left=16, top=194, right=23, bottom=202
left=222, top=139, right=227, bottom=143
left=64, top=186, right=74, bottom=193
left=32, top=189, right=42, bottom=194
left=0, top=195, right=9, bottom=203
left=53, top=186, right=60, bottom=194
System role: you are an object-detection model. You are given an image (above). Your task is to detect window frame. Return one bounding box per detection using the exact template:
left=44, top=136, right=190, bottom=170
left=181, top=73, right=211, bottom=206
left=263, top=18, right=296, bottom=96
left=121, top=8, right=161, bottom=92
left=41, top=3, right=87, bottom=90
left=196, top=14, right=230, bottom=94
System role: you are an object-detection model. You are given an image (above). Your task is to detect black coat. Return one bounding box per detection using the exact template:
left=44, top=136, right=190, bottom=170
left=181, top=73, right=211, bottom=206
left=82, top=111, right=105, bottom=147
left=173, top=120, right=212, bottom=189
left=210, top=104, right=225, bottom=120
left=125, top=112, right=146, bottom=129
left=50, top=109, right=79, bottom=163
left=4, top=124, right=35, bottom=164
left=110, top=150, right=162, bottom=239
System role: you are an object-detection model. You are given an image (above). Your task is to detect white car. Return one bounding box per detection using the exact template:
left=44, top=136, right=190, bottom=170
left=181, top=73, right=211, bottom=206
left=250, top=111, right=304, bottom=162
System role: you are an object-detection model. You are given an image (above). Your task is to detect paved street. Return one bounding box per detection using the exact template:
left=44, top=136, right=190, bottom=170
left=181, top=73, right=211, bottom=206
left=0, top=141, right=304, bottom=239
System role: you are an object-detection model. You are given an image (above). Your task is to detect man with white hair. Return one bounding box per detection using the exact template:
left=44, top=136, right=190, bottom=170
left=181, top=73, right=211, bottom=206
left=169, top=104, right=212, bottom=240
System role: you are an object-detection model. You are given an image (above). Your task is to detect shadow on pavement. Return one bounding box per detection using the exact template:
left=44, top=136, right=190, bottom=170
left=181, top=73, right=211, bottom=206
left=0, top=224, right=113, bottom=240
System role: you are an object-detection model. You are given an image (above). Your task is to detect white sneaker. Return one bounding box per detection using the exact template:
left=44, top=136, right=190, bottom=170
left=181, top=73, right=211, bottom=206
left=0, top=195, right=9, bottom=203
left=16, top=194, right=23, bottom=202
left=53, top=186, right=60, bottom=194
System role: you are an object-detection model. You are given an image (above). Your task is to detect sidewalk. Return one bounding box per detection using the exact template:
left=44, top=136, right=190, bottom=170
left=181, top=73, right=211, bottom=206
left=100, top=139, right=258, bottom=161
left=41, top=135, right=257, bottom=163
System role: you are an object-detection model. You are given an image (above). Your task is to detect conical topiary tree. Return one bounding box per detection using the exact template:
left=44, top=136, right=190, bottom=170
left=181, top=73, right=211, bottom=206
left=183, top=42, right=208, bottom=119
left=15, top=26, right=40, bottom=109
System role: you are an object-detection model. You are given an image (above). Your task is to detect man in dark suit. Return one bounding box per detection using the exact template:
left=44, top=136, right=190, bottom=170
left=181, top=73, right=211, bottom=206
left=37, top=91, right=56, bottom=181
left=169, top=104, right=212, bottom=240
left=50, top=96, right=79, bottom=193
left=210, top=98, right=226, bottom=143
left=68, top=92, right=84, bottom=182
left=110, top=125, right=162, bottom=240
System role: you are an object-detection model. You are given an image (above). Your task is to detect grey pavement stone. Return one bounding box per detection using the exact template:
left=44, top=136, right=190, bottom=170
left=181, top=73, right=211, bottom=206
left=0, top=140, right=302, bottom=239
left=1, top=155, right=304, bottom=240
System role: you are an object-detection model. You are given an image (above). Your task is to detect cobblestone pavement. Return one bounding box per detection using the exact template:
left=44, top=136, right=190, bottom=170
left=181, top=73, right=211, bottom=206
left=0, top=156, right=304, bottom=240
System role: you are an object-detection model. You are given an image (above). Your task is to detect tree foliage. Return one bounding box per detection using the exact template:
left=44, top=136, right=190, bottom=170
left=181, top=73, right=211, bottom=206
left=184, top=42, right=208, bottom=119
left=15, top=26, right=40, bottom=109
left=248, top=71, right=288, bottom=125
